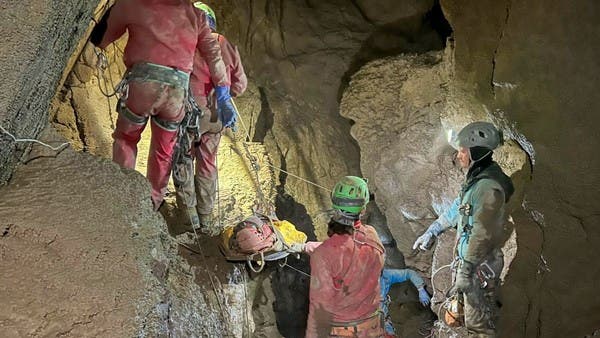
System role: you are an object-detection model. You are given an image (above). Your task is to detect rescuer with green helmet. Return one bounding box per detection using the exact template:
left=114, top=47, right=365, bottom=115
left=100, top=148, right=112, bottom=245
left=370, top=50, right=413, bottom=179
left=302, top=176, right=385, bottom=337
left=330, top=175, right=370, bottom=226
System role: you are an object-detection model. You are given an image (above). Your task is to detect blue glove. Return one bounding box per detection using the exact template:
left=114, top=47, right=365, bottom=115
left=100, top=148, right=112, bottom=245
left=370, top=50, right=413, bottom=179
left=428, top=220, right=444, bottom=236
left=413, top=231, right=433, bottom=250
left=214, top=85, right=237, bottom=129
left=412, top=220, right=443, bottom=251
left=418, top=287, right=431, bottom=306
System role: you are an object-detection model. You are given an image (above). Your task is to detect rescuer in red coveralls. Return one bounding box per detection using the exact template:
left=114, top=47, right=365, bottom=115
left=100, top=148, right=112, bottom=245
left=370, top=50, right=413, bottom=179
left=172, top=2, right=248, bottom=233
left=94, top=0, right=236, bottom=210
left=302, top=176, right=385, bottom=337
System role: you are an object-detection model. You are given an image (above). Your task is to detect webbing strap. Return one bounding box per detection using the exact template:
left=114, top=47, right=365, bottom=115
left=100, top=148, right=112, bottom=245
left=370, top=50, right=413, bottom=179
left=128, top=62, right=190, bottom=89
left=152, top=116, right=180, bottom=131
left=329, top=310, right=382, bottom=328
left=331, top=196, right=364, bottom=207
left=116, top=99, right=148, bottom=125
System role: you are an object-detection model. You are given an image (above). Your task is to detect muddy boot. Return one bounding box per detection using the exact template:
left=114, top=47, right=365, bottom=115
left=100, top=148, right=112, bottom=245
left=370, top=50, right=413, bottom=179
left=198, top=213, right=220, bottom=236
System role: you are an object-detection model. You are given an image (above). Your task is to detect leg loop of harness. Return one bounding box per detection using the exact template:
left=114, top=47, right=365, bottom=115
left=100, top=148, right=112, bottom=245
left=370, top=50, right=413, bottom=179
left=116, top=99, right=148, bottom=125
left=152, top=116, right=180, bottom=132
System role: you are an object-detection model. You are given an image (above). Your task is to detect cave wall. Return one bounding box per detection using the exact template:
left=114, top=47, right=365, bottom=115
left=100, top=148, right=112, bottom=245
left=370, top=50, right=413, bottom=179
left=5, top=0, right=599, bottom=336
left=203, top=0, right=446, bottom=230
left=0, top=0, right=102, bottom=185
left=441, top=0, right=600, bottom=336
left=339, top=47, right=527, bottom=337
left=340, top=51, right=457, bottom=253
left=0, top=127, right=250, bottom=337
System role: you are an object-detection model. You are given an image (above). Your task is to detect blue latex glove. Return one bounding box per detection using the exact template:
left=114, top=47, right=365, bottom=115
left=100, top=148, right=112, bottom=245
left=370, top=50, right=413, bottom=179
left=214, top=85, right=237, bottom=129
left=418, top=287, right=431, bottom=306
left=412, top=220, right=444, bottom=251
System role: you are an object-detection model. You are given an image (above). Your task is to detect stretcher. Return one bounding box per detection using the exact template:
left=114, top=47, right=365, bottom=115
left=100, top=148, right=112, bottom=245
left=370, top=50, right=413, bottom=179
left=219, top=217, right=307, bottom=272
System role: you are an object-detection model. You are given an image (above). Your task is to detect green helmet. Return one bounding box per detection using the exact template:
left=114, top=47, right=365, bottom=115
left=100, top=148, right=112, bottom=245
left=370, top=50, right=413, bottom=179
left=331, top=176, right=370, bottom=215
left=193, top=2, right=217, bottom=31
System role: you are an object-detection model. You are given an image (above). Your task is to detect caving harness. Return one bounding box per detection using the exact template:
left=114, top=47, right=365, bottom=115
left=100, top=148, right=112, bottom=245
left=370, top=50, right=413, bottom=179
left=329, top=310, right=385, bottom=337
left=171, top=87, right=203, bottom=188
left=443, top=164, right=508, bottom=331
left=96, top=57, right=203, bottom=187
left=112, top=62, right=192, bottom=132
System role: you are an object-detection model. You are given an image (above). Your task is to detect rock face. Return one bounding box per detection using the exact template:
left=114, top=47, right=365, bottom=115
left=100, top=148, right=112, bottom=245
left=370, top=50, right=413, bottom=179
left=0, top=128, right=250, bottom=337
left=340, top=49, right=526, bottom=336
left=441, top=0, right=600, bottom=336
left=0, top=0, right=100, bottom=185
left=340, top=51, right=460, bottom=253
left=50, top=42, right=123, bottom=157
left=202, top=0, right=448, bottom=224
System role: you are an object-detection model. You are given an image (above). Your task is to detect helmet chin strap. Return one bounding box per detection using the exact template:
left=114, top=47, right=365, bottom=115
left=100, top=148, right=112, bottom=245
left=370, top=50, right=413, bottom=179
left=331, top=209, right=359, bottom=227
left=467, top=149, right=492, bottom=169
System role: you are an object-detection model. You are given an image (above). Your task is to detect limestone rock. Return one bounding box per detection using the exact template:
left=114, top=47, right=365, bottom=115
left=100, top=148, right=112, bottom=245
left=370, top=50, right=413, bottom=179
left=201, top=0, right=445, bottom=226
left=0, top=0, right=99, bottom=185
left=0, top=127, right=250, bottom=337
left=340, top=51, right=463, bottom=254
left=355, top=0, right=434, bottom=26
left=441, top=0, right=600, bottom=335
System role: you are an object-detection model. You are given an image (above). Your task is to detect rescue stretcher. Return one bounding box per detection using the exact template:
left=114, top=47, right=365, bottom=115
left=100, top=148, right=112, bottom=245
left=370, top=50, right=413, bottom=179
left=218, top=215, right=307, bottom=272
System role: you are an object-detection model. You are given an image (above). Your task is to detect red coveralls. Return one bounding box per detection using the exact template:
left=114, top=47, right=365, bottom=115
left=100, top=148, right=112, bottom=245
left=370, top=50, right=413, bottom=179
left=306, top=221, right=385, bottom=338
left=98, top=0, right=227, bottom=209
left=190, top=33, right=247, bottom=216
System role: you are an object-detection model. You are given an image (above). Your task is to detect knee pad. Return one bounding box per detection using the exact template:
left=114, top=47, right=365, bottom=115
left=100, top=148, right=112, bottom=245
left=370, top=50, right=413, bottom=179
left=116, top=99, right=148, bottom=125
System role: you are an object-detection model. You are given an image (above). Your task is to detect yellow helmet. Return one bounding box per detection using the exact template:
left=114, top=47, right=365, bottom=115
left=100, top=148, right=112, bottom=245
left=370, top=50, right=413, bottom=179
left=193, top=2, right=217, bottom=31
